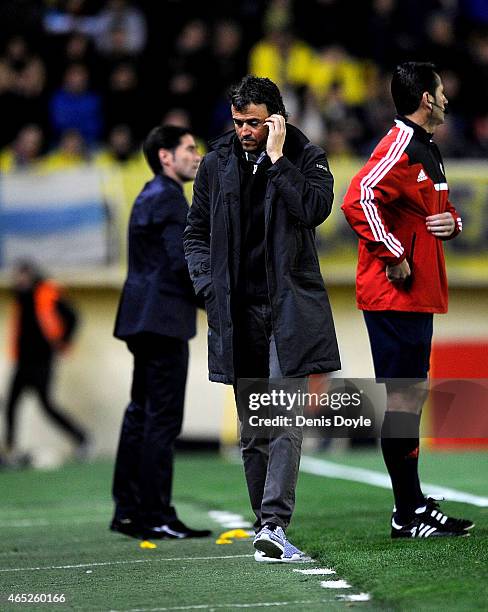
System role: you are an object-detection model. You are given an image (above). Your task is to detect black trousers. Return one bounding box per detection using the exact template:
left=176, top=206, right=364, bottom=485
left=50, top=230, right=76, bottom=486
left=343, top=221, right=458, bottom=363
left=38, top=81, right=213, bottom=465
left=5, top=359, right=86, bottom=450
left=112, top=333, right=188, bottom=527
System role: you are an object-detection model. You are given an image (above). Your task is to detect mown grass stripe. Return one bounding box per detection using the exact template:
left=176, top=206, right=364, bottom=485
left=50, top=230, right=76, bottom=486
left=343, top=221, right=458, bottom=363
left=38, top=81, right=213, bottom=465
left=0, top=517, right=108, bottom=528
left=300, top=456, right=488, bottom=507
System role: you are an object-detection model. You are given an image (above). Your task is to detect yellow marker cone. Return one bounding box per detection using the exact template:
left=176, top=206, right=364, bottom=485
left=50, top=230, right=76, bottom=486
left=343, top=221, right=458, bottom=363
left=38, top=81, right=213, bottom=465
left=215, top=529, right=252, bottom=544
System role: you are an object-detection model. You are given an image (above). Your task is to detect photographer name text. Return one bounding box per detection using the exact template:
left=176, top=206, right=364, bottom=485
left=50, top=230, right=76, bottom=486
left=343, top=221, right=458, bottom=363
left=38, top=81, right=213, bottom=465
left=248, top=415, right=371, bottom=428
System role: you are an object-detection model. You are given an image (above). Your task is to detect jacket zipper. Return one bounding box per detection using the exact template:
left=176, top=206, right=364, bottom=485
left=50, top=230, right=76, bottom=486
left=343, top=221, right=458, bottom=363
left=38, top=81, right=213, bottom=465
left=404, top=232, right=416, bottom=289
left=429, top=144, right=443, bottom=214
left=409, top=232, right=416, bottom=268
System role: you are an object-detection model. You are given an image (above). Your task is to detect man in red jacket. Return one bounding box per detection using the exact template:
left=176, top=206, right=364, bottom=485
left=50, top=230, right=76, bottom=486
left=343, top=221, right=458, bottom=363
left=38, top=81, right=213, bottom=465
left=342, top=62, right=474, bottom=538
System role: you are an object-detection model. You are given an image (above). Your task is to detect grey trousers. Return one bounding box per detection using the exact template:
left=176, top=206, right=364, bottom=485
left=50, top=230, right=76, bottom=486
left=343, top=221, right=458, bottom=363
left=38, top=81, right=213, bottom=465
left=233, top=303, right=303, bottom=532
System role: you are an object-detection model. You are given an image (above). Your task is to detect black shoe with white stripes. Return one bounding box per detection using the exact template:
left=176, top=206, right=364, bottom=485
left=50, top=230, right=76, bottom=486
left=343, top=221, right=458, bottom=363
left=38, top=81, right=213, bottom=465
left=391, top=498, right=473, bottom=539
left=144, top=519, right=211, bottom=539
left=423, top=497, right=474, bottom=532
left=391, top=515, right=469, bottom=538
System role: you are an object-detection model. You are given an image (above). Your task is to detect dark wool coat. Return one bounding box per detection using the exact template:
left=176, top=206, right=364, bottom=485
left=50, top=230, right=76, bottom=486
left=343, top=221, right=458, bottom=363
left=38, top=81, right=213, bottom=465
left=184, top=124, right=341, bottom=384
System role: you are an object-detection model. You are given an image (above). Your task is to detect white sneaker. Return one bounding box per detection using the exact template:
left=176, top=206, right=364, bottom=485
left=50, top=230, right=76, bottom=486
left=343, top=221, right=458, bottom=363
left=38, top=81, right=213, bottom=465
left=253, top=525, right=312, bottom=563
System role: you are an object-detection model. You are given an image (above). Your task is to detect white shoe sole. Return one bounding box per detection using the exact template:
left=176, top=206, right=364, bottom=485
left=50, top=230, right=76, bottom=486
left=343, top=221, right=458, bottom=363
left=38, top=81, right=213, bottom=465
left=254, top=550, right=313, bottom=564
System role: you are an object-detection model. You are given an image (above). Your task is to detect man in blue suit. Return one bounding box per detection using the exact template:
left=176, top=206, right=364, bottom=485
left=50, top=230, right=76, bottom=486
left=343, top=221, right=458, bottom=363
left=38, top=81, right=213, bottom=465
left=110, top=125, right=211, bottom=540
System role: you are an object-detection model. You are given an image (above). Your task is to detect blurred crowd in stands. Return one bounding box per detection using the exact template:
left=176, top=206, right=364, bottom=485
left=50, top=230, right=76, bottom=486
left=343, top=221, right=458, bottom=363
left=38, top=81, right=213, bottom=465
left=1, top=0, right=487, bottom=175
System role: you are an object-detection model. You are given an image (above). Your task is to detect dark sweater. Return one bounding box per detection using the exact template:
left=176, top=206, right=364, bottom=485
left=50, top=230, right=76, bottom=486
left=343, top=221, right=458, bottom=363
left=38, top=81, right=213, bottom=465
left=237, top=150, right=271, bottom=301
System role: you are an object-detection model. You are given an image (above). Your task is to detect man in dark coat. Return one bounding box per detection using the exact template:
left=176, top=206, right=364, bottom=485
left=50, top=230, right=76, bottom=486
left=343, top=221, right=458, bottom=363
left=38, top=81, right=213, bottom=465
left=110, top=125, right=211, bottom=540
left=184, top=76, right=340, bottom=562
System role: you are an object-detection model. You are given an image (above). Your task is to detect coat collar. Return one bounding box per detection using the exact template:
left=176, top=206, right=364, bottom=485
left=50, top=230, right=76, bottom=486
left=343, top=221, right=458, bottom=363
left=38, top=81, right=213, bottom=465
left=155, top=172, right=184, bottom=193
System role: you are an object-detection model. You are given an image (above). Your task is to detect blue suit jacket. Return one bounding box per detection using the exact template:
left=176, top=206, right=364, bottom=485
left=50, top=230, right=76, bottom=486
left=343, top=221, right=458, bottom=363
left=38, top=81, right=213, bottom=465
left=114, top=174, right=196, bottom=341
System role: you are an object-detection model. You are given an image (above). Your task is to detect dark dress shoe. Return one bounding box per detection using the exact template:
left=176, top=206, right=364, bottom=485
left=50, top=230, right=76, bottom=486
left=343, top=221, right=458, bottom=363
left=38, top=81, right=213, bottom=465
left=110, top=517, right=143, bottom=538
left=145, top=519, right=212, bottom=539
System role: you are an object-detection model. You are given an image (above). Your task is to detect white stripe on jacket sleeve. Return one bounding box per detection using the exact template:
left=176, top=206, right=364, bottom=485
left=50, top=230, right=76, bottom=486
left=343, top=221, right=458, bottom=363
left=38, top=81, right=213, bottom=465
left=359, top=121, right=414, bottom=258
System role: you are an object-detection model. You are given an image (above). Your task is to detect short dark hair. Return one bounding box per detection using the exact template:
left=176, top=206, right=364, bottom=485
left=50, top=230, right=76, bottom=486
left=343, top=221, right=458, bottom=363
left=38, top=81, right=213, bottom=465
left=143, top=125, right=191, bottom=175
left=391, top=62, right=439, bottom=115
left=228, top=75, right=289, bottom=119
left=14, top=259, right=43, bottom=281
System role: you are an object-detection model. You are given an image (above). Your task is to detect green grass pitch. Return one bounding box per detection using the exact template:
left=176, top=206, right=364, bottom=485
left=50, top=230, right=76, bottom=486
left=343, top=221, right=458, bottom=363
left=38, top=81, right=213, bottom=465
left=0, top=449, right=487, bottom=611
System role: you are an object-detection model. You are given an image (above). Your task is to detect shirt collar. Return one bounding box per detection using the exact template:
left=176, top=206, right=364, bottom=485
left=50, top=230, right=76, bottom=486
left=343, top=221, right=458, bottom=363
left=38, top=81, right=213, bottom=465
left=244, top=150, right=268, bottom=165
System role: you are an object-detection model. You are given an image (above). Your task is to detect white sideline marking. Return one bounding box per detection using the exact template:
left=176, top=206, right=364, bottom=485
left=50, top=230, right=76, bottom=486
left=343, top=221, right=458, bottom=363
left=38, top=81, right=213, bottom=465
left=111, top=600, right=335, bottom=611
left=337, top=593, right=371, bottom=602
left=0, top=554, right=253, bottom=573
left=293, top=568, right=336, bottom=575
left=208, top=510, right=252, bottom=529
left=300, top=456, right=488, bottom=507
left=320, top=580, right=351, bottom=589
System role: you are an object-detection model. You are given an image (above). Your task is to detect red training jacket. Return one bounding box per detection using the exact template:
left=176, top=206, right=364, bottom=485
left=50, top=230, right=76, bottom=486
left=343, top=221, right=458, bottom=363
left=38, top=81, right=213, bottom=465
left=341, top=116, right=462, bottom=313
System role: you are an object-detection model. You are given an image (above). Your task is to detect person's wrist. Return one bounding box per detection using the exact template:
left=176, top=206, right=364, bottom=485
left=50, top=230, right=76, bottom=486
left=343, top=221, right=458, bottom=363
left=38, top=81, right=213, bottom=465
left=269, top=153, right=283, bottom=164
